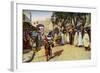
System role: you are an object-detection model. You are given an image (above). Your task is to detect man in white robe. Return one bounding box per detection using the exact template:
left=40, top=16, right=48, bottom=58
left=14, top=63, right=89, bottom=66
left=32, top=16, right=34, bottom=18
left=66, top=32, right=70, bottom=44
left=74, top=32, right=78, bottom=46
left=83, top=30, right=90, bottom=51
left=78, top=31, right=83, bottom=47
left=61, top=32, right=64, bottom=45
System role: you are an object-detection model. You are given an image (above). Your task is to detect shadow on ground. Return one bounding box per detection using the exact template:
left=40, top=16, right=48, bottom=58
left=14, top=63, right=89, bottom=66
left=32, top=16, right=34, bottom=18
left=49, top=49, right=63, bottom=60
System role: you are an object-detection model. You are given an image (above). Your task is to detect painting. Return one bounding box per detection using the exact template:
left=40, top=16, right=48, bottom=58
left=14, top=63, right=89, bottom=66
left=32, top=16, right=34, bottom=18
left=22, top=10, right=91, bottom=62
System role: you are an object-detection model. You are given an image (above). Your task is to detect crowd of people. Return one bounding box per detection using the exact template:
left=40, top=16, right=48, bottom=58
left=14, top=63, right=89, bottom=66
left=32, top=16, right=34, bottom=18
left=52, top=25, right=91, bottom=51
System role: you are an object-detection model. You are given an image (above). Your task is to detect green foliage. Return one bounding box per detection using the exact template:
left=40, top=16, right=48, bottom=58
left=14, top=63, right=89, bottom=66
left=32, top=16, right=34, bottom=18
left=51, top=12, right=91, bottom=29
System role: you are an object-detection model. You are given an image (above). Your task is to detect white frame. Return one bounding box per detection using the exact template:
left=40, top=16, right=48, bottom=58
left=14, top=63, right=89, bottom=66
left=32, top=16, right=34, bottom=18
left=11, top=1, right=97, bottom=71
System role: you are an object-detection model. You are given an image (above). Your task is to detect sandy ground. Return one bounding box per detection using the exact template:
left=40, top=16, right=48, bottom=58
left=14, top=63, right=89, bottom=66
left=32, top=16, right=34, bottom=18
left=23, top=44, right=91, bottom=62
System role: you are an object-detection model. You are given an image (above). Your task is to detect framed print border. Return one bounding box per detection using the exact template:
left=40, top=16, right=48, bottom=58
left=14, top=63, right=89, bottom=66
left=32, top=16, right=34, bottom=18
left=11, top=1, right=97, bottom=71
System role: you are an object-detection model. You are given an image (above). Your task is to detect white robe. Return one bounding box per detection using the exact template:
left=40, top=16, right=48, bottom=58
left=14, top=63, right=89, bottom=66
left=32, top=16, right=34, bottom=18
left=61, top=33, right=64, bottom=44
left=78, top=32, right=83, bottom=46
left=83, top=33, right=90, bottom=47
left=74, top=32, right=78, bottom=46
left=66, top=32, right=70, bottom=43
left=63, top=33, right=67, bottom=44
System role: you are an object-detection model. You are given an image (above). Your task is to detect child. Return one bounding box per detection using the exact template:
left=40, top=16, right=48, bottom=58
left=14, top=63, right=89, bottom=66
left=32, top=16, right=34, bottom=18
left=44, top=36, right=52, bottom=61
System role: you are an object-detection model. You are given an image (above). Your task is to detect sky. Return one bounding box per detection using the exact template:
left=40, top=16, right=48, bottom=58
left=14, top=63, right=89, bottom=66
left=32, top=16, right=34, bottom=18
left=23, top=10, right=53, bottom=21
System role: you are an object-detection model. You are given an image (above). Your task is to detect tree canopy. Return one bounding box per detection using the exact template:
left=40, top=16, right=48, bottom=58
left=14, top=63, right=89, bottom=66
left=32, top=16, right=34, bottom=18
left=51, top=12, right=91, bottom=30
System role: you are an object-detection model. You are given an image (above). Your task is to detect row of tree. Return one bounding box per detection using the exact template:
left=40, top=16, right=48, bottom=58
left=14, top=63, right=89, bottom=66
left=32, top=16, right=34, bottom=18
left=51, top=12, right=91, bottom=29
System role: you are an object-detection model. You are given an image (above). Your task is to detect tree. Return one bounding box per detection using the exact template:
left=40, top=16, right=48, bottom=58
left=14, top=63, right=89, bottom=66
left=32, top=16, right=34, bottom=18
left=51, top=12, right=91, bottom=30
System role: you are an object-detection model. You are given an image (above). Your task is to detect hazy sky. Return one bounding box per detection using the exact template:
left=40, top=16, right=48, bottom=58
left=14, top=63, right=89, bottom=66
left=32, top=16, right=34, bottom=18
left=23, top=10, right=53, bottom=21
